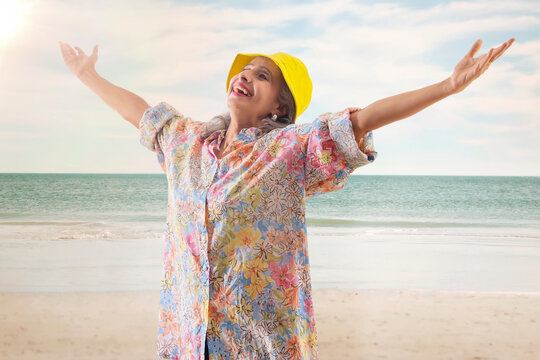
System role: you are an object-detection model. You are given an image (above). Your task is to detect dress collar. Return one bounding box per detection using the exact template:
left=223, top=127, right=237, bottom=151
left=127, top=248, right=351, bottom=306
left=238, top=126, right=261, bottom=141
left=205, top=127, right=261, bottom=144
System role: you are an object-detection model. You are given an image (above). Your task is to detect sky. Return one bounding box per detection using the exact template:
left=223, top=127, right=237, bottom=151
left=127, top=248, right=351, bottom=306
left=0, top=0, right=538, bottom=176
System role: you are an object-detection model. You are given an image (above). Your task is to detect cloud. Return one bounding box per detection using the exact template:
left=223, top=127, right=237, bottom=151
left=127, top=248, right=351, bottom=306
left=0, top=0, right=537, bottom=175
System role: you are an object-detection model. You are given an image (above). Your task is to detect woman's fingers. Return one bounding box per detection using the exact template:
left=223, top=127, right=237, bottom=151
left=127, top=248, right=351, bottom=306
left=490, top=38, right=514, bottom=63
left=74, top=46, right=86, bottom=56
left=476, top=38, right=514, bottom=75
left=478, top=38, right=514, bottom=74
left=59, top=42, right=73, bottom=62
left=478, top=48, right=493, bottom=74
left=487, top=42, right=506, bottom=64
left=60, top=41, right=76, bottom=59
left=468, top=39, right=483, bottom=58
left=91, top=45, right=98, bottom=59
left=59, top=41, right=88, bottom=59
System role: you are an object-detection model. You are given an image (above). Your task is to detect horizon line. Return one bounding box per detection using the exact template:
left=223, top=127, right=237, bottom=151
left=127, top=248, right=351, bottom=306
left=0, top=172, right=537, bottom=178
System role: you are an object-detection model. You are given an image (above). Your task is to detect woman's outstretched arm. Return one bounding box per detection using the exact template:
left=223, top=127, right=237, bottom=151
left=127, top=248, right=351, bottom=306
left=59, top=41, right=150, bottom=129
left=351, top=38, right=515, bottom=143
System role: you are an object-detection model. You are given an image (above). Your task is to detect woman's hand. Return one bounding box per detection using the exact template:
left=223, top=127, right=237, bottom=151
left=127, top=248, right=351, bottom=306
left=448, top=38, right=515, bottom=95
left=59, top=41, right=99, bottom=78
left=57, top=41, right=149, bottom=128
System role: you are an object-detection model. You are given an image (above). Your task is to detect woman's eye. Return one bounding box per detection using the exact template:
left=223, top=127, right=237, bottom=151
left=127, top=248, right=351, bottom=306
left=259, top=74, right=268, bottom=80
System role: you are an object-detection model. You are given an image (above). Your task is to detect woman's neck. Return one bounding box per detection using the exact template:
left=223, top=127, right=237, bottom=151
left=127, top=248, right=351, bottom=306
left=217, top=123, right=242, bottom=159
left=218, top=128, right=237, bottom=158
left=218, top=114, right=258, bottom=155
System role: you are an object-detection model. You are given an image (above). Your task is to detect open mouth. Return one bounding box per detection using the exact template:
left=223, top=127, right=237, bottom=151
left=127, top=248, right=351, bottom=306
left=232, top=85, right=252, bottom=97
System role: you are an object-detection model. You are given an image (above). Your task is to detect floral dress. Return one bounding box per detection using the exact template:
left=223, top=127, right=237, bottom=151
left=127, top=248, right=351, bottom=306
left=139, top=101, right=377, bottom=360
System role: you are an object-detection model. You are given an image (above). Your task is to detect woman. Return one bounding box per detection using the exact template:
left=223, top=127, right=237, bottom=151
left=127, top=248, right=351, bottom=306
left=59, top=38, right=514, bottom=360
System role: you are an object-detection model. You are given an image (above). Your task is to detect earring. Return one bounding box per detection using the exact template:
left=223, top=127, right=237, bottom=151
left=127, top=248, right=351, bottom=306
left=271, top=114, right=278, bottom=121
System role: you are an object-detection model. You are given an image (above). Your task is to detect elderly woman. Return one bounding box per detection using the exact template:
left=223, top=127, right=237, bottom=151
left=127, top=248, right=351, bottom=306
left=59, top=37, right=514, bottom=360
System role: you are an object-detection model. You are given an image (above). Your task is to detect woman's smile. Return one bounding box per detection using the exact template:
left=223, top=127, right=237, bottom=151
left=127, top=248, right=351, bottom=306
left=231, top=88, right=251, bottom=97
left=230, top=82, right=253, bottom=97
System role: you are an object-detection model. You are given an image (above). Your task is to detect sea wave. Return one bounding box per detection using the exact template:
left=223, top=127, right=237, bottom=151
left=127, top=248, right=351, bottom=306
left=306, top=217, right=539, bottom=229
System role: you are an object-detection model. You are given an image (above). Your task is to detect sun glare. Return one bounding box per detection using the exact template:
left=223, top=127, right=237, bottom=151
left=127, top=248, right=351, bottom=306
left=0, top=0, right=35, bottom=45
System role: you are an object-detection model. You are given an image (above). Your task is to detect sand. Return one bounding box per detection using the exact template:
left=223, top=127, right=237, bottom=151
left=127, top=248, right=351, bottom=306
left=1, top=288, right=539, bottom=360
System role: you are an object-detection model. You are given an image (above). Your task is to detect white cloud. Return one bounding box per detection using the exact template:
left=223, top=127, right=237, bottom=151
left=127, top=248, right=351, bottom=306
left=0, top=0, right=537, bottom=175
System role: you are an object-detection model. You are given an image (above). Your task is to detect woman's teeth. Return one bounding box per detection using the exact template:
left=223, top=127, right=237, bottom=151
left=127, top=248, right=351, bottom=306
left=233, top=86, right=251, bottom=96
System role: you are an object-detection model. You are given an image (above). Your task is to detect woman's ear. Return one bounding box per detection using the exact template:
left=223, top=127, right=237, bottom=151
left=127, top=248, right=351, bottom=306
left=276, top=103, right=288, bottom=118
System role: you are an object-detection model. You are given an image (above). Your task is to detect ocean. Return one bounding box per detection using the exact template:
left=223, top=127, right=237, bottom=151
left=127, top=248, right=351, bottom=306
left=1, top=173, right=539, bottom=293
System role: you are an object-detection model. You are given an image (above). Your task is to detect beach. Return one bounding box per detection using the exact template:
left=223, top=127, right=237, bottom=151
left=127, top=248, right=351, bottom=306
left=2, top=174, right=539, bottom=359
left=2, top=288, right=539, bottom=360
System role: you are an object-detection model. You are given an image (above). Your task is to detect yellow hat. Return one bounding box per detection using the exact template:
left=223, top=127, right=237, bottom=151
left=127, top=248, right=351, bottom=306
left=225, top=52, right=312, bottom=122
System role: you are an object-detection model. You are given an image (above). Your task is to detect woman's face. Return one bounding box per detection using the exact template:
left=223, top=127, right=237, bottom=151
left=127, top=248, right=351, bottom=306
left=226, top=56, right=286, bottom=123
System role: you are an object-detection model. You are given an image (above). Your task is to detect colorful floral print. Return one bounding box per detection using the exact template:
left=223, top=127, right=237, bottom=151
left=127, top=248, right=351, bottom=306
left=139, top=101, right=377, bottom=359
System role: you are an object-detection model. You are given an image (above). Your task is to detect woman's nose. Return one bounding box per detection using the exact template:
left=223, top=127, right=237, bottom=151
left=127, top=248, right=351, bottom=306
left=240, top=70, right=251, bottom=82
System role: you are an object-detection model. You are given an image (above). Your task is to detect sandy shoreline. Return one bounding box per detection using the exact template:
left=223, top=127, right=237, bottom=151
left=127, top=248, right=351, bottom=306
left=1, top=288, right=539, bottom=360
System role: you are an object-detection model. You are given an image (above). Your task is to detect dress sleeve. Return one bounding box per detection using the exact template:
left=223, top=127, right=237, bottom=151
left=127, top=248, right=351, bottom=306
left=139, top=101, right=193, bottom=173
left=294, top=107, right=377, bottom=198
